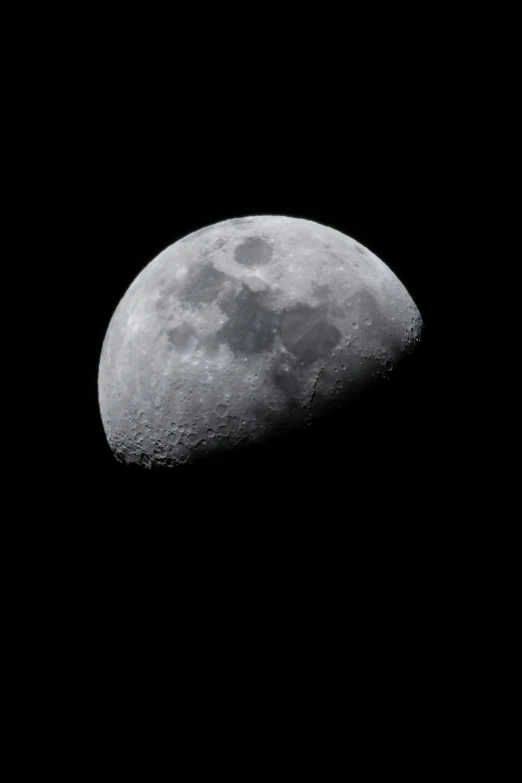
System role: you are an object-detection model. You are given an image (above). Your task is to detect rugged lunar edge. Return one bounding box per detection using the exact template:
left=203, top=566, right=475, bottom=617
left=98, top=215, right=423, bottom=467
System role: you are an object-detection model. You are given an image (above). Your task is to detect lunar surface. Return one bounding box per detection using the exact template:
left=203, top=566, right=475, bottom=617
left=98, top=215, right=423, bottom=467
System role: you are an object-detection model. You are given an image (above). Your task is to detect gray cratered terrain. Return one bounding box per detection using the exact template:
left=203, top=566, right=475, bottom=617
left=98, top=215, right=423, bottom=467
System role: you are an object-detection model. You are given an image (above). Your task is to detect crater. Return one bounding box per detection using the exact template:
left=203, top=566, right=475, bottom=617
left=356, top=289, right=385, bottom=338
left=234, top=236, right=274, bottom=267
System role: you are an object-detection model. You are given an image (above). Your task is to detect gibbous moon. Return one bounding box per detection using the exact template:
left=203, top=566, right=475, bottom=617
left=98, top=215, right=423, bottom=467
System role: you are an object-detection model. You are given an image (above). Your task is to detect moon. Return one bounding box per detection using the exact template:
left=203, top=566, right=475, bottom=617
left=98, top=215, right=423, bottom=467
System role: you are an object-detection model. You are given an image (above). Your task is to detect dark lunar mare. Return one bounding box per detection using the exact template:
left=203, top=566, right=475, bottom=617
left=213, top=284, right=281, bottom=355
left=234, top=236, right=274, bottom=267
left=181, top=262, right=229, bottom=305
left=280, top=303, right=341, bottom=366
